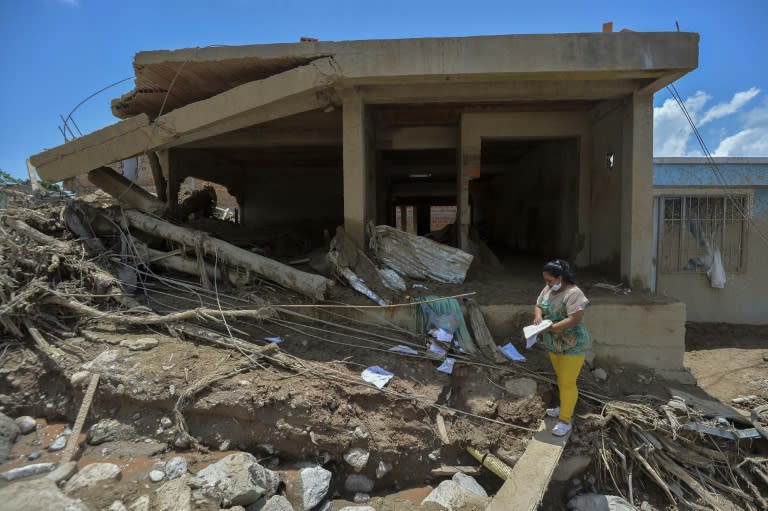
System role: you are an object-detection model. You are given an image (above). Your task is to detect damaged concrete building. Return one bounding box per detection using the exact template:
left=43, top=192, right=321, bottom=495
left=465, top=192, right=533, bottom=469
left=30, top=32, right=700, bottom=374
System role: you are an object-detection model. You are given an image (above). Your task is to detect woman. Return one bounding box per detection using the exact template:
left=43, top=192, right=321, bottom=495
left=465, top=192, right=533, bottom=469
left=533, top=259, right=590, bottom=437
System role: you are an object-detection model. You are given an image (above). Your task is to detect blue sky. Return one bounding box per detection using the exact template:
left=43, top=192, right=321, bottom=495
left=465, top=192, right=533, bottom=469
left=1, top=0, right=767, bottom=179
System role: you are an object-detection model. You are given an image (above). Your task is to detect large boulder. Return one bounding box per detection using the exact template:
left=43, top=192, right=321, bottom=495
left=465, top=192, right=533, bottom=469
left=64, top=462, right=122, bottom=493
left=196, top=452, right=280, bottom=507
left=0, top=477, right=90, bottom=510
left=421, top=480, right=491, bottom=510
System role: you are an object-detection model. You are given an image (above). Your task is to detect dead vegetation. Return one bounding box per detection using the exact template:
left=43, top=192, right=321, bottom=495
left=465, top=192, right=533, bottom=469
left=0, top=188, right=767, bottom=511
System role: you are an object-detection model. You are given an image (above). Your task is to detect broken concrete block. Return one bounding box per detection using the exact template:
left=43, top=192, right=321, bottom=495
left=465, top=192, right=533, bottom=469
left=451, top=472, right=487, bottom=497
left=344, top=474, right=374, bottom=493
left=0, top=477, right=90, bottom=510
left=343, top=447, right=370, bottom=471
left=65, top=462, right=122, bottom=493
left=14, top=416, right=37, bottom=434
left=196, top=452, right=279, bottom=507
left=421, top=480, right=491, bottom=510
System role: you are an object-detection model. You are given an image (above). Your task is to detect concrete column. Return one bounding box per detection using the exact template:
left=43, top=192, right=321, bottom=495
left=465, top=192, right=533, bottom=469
left=458, top=119, right=481, bottom=251
left=342, top=90, right=369, bottom=246
left=620, top=92, right=654, bottom=289
left=416, top=204, right=431, bottom=235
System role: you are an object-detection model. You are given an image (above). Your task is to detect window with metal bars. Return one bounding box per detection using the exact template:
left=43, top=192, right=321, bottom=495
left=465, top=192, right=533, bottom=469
left=658, top=195, right=748, bottom=273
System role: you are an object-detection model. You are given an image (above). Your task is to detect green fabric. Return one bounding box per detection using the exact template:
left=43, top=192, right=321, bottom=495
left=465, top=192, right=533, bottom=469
left=538, top=298, right=590, bottom=355
left=412, top=296, right=477, bottom=354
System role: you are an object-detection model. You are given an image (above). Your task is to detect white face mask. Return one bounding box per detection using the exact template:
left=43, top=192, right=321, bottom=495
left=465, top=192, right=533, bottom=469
left=551, top=281, right=562, bottom=291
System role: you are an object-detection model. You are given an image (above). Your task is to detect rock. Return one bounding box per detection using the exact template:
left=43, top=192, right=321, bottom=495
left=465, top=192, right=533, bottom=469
left=591, top=368, right=608, bottom=381
left=0, top=477, right=90, bottom=510
left=149, top=469, right=165, bottom=482
left=120, top=337, right=159, bottom=351
left=504, top=377, right=537, bottom=397
left=343, top=447, right=370, bottom=471
left=258, top=495, right=295, bottom=511
left=553, top=454, right=593, bottom=482
left=339, top=508, right=375, bottom=511
left=48, top=435, right=67, bottom=451
left=567, top=493, right=635, bottom=511
left=153, top=474, right=192, bottom=511
left=0, top=412, right=20, bottom=455
left=160, top=416, right=173, bottom=428
left=70, top=370, right=91, bottom=386
left=14, top=416, right=37, bottom=434
left=46, top=461, right=78, bottom=483
left=354, top=492, right=370, bottom=502
left=667, top=397, right=687, bottom=413
left=164, top=455, right=189, bottom=479
left=196, top=452, right=280, bottom=506
left=87, top=418, right=131, bottom=445
left=64, top=462, right=122, bottom=493
left=376, top=460, right=393, bottom=479
left=0, top=462, right=55, bottom=481
left=128, top=495, right=151, bottom=511
left=132, top=412, right=141, bottom=420
left=422, top=480, right=491, bottom=510
left=231, top=507, right=247, bottom=511
left=295, top=466, right=332, bottom=510
left=108, top=501, right=128, bottom=511
left=353, top=426, right=369, bottom=439
left=344, top=474, right=374, bottom=493
left=451, top=472, right=487, bottom=496
left=27, top=451, right=41, bottom=460
left=219, top=439, right=231, bottom=451
left=494, top=447, right=520, bottom=467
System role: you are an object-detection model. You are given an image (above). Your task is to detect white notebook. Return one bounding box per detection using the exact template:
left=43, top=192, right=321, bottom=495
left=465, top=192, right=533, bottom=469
left=523, top=320, right=553, bottom=348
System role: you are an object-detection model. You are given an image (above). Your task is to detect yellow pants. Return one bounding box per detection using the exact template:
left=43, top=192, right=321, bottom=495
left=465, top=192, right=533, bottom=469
left=548, top=352, right=585, bottom=423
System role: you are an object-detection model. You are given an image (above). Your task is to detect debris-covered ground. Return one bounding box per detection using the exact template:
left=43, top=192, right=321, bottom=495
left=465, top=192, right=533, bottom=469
left=0, top=189, right=766, bottom=511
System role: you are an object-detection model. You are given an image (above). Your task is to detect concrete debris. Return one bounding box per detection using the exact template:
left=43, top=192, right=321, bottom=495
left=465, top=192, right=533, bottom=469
left=0, top=477, right=90, bottom=510
left=164, top=455, right=189, bottom=479
left=451, top=472, right=488, bottom=497
left=567, top=493, right=636, bottom=511
left=343, top=447, right=370, bottom=471
left=344, top=474, right=375, bottom=493
left=0, top=462, right=55, bottom=481
left=149, top=470, right=165, bottom=482
left=14, top=415, right=37, bottom=434
left=421, top=480, right=491, bottom=510
left=48, top=435, right=67, bottom=451
left=120, top=337, right=159, bottom=351
left=295, top=466, right=332, bottom=510
left=64, top=462, right=122, bottom=493
left=196, top=452, right=280, bottom=506
left=153, top=474, right=192, bottom=511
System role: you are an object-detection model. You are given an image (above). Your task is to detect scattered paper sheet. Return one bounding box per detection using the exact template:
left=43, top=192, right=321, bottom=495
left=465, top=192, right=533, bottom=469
left=522, top=320, right=552, bottom=348
left=388, top=345, right=419, bottom=355
left=499, top=343, right=526, bottom=362
left=265, top=336, right=283, bottom=344
left=429, top=328, right=454, bottom=343
left=437, top=357, right=455, bottom=374
left=428, top=341, right=447, bottom=357
left=361, top=366, right=394, bottom=389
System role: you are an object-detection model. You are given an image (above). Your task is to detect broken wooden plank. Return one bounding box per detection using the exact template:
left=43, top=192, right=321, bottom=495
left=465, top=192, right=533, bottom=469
left=123, top=209, right=334, bottom=300
left=485, top=418, right=567, bottom=511
left=464, top=298, right=505, bottom=362
left=61, top=373, right=100, bottom=463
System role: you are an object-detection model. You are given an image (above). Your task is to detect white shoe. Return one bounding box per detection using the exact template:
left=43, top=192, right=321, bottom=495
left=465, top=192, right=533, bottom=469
left=551, top=421, right=572, bottom=437
left=546, top=407, right=560, bottom=418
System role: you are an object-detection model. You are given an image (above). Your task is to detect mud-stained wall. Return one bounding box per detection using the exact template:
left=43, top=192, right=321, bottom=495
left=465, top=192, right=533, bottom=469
left=653, top=159, right=768, bottom=324
left=588, top=102, right=623, bottom=271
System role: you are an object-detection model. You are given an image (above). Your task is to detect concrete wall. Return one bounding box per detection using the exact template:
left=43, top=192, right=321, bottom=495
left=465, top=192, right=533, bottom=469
left=653, top=158, right=768, bottom=325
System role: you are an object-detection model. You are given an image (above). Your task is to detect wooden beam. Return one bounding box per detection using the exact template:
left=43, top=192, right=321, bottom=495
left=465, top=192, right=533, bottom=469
left=31, top=59, right=337, bottom=182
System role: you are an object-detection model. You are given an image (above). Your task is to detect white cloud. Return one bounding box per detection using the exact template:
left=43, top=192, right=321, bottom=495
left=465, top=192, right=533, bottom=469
left=654, top=87, right=765, bottom=156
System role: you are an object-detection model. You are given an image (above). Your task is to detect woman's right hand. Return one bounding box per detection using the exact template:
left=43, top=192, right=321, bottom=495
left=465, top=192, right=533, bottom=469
left=533, top=316, right=543, bottom=325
